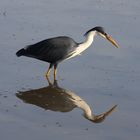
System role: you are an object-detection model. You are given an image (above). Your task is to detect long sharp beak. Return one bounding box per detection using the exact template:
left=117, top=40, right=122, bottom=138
left=106, top=34, right=120, bottom=48
left=92, top=105, right=117, bottom=123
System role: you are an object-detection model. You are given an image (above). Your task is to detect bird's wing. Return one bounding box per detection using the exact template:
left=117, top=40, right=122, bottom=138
left=25, top=37, right=77, bottom=63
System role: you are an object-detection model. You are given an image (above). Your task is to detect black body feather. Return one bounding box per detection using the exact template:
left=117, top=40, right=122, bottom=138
left=16, top=36, right=78, bottom=64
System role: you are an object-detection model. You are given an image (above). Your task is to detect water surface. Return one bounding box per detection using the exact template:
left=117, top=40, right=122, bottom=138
left=0, top=0, right=140, bottom=140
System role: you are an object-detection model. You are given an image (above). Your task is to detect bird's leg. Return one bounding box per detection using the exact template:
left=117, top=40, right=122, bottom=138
left=46, top=64, right=53, bottom=79
left=46, top=76, right=53, bottom=85
left=54, top=64, right=57, bottom=80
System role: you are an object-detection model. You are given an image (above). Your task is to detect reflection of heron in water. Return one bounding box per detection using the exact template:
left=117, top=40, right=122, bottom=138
left=16, top=78, right=117, bottom=123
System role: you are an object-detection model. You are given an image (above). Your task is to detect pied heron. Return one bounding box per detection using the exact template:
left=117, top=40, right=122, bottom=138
left=16, top=77, right=117, bottom=123
left=16, top=26, right=119, bottom=80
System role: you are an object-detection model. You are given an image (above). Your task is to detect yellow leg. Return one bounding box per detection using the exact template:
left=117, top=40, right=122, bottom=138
left=54, top=64, right=57, bottom=80
left=45, top=64, right=52, bottom=79
left=46, top=76, right=53, bottom=85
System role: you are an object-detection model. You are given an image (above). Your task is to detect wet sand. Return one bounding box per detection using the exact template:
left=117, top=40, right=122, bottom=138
left=0, top=0, right=140, bottom=140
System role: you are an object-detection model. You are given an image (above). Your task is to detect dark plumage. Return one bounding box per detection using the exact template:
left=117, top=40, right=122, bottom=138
left=84, top=26, right=105, bottom=36
left=16, top=36, right=78, bottom=64
left=16, top=26, right=119, bottom=79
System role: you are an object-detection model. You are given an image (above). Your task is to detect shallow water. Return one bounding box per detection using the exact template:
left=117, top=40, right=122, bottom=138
left=0, top=0, right=140, bottom=140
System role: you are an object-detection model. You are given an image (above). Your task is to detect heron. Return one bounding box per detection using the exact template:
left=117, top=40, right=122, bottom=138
left=16, top=26, right=119, bottom=80
left=16, top=77, right=117, bottom=123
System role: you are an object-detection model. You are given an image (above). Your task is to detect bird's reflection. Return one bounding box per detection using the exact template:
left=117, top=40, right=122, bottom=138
left=16, top=78, right=117, bottom=123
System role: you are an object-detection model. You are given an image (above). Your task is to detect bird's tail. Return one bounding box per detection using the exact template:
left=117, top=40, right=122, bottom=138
left=16, top=48, right=26, bottom=57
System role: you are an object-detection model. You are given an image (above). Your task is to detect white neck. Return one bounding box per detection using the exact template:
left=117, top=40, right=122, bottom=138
left=76, top=31, right=96, bottom=54
left=82, top=104, right=94, bottom=120
left=67, top=89, right=94, bottom=120
left=65, top=31, right=96, bottom=60
left=81, top=31, right=96, bottom=46
left=72, top=95, right=95, bottom=120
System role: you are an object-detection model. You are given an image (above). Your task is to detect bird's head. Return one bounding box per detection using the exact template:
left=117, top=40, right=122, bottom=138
left=84, top=26, right=120, bottom=48
left=83, top=104, right=117, bottom=123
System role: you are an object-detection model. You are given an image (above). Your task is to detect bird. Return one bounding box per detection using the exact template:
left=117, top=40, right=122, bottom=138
left=16, top=77, right=117, bottom=123
left=16, top=26, right=119, bottom=80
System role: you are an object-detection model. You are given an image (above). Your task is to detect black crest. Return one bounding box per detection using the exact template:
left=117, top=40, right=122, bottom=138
left=84, top=26, right=105, bottom=36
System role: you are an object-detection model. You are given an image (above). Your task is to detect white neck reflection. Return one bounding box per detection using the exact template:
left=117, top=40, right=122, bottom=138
left=16, top=78, right=117, bottom=123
